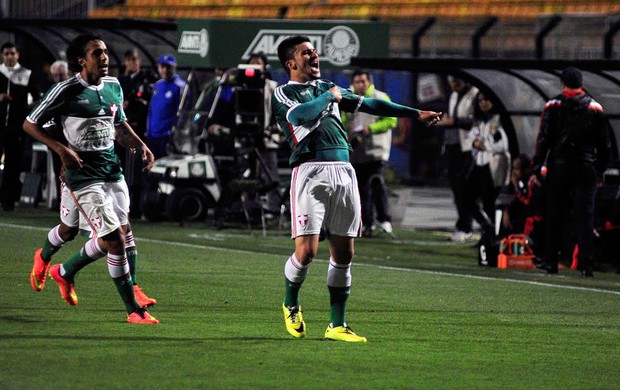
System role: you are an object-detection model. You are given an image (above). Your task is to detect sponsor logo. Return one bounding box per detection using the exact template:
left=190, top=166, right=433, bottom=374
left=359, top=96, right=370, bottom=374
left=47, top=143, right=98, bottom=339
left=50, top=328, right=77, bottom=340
left=242, top=26, right=360, bottom=66
left=178, top=28, right=209, bottom=58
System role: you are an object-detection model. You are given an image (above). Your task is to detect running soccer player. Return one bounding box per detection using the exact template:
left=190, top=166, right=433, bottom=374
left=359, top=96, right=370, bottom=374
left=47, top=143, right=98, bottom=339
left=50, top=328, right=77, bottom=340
left=23, top=33, right=158, bottom=324
left=29, top=120, right=157, bottom=308
left=273, top=35, right=441, bottom=342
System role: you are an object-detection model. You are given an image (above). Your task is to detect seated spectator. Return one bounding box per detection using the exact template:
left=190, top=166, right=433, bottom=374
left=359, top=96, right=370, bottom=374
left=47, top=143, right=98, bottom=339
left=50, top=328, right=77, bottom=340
left=499, top=154, right=545, bottom=258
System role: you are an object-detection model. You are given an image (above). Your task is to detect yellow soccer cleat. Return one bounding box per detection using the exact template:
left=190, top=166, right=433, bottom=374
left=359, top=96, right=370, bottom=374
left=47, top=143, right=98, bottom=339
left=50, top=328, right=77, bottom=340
left=282, top=304, right=306, bottom=338
left=30, top=248, right=51, bottom=291
left=325, top=324, right=367, bottom=342
left=49, top=264, right=78, bottom=306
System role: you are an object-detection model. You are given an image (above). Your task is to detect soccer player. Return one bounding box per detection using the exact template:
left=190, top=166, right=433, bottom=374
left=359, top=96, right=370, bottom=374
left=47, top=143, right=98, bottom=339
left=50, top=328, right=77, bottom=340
left=30, top=181, right=157, bottom=308
left=23, top=33, right=158, bottom=324
left=273, top=36, right=441, bottom=342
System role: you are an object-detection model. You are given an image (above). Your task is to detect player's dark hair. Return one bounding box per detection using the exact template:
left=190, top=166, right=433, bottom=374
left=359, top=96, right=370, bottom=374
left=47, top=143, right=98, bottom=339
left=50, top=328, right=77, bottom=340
left=277, top=35, right=310, bottom=75
left=1, top=42, right=17, bottom=52
left=66, top=33, right=103, bottom=73
left=351, top=69, right=372, bottom=83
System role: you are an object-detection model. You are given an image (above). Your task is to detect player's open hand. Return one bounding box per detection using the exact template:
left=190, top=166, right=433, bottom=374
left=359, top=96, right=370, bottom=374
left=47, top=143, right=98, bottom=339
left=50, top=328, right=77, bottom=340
left=59, top=146, right=83, bottom=169
left=418, top=111, right=442, bottom=126
left=328, top=86, right=342, bottom=102
left=142, top=146, right=155, bottom=172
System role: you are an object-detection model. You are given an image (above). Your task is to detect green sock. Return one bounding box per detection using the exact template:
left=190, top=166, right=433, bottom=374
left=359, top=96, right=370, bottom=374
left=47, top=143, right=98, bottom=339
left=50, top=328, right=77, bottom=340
left=41, top=237, right=62, bottom=262
left=126, top=246, right=138, bottom=285
left=284, top=278, right=302, bottom=308
left=112, top=273, right=140, bottom=314
left=328, top=286, right=350, bottom=327
left=62, top=248, right=99, bottom=282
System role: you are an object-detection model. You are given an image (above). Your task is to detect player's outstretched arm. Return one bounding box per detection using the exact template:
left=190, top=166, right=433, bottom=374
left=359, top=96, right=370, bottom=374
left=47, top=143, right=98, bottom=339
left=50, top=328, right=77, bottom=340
left=360, top=98, right=441, bottom=125
left=115, top=121, right=155, bottom=171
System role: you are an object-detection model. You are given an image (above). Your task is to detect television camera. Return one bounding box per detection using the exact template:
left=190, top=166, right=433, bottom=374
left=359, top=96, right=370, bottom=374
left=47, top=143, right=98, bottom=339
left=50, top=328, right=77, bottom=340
left=140, top=65, right=284, bottom=231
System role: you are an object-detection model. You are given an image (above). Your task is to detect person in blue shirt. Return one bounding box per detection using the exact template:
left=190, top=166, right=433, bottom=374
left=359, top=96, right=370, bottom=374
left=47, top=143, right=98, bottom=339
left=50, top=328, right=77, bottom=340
left=146, top=54, right=188, bottom=159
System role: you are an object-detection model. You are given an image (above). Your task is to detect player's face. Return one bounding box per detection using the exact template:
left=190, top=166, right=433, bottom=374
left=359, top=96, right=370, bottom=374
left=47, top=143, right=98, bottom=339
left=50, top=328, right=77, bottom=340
left=80, top=40, right=109, bottom=83
left=289, top=42, right=320, bottom=82
left=1, top=47, right=19, bottom=67
left=352, top=74, right=371, bottom=95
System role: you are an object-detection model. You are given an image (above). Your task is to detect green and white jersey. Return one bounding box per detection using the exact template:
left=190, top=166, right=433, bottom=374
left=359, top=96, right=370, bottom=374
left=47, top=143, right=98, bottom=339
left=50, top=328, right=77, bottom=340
left=27, top=74, right=126, bottom=191
left=272, top=79, right=363, bottom=167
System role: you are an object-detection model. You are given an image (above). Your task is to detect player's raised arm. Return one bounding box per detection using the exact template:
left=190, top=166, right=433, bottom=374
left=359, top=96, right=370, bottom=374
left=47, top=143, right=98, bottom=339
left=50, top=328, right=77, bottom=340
left=359, top=98, right=441, bottom=126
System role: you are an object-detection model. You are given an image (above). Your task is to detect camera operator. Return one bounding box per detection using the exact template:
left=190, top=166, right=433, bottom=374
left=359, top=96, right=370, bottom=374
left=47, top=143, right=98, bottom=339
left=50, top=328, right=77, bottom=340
left=248, top=52, right=281, bottom=213
left=206, top=53, right=282, bottom=213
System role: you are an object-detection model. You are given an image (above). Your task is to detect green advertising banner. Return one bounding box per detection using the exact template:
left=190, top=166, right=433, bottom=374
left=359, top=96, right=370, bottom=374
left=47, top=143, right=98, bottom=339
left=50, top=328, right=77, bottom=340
left=176, top=19, right=389, bottom=69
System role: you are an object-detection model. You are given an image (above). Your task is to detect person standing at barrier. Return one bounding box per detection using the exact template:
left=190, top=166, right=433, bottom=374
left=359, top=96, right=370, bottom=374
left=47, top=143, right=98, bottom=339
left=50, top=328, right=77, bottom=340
left=342, top=69, right=397, bottom=237
left=46, top=60, right=70, bottom=210
left=0, top=42, right=40, bottom=211
left=437, top=76, right=478, bottom=242
left=119, top=49, right=157, bottom=216
left=532, top=67, right=611, bottom=277
left=23, top=33, right=158, bottom=324
left=273, top=35, right=441, bottom=342
left=463, top=91, right=510, bottom=243
left=146, top=53, right=186, bottom=159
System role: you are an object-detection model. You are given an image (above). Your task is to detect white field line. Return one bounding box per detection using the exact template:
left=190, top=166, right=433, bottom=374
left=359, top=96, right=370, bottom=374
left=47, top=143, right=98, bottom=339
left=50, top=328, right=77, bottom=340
left=4, top=223, right=620, bottom=296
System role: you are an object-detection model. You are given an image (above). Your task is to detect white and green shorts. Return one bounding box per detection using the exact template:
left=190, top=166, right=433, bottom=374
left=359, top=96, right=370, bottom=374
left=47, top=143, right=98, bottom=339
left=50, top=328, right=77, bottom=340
left=289, top=161, right=362, bottom=239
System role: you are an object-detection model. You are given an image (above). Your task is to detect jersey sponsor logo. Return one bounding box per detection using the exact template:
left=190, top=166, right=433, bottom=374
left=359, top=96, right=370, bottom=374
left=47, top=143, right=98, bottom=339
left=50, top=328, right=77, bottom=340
left=242, top=26, right=360, bottom=66
left=296, top=214, right=309, bottom=228
left=178, top=28, right=209, bottom=58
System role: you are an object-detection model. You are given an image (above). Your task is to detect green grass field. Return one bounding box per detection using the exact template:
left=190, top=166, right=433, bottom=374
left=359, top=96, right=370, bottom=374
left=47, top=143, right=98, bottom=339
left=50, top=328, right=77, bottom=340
left=1, top=208, right=619, bottom=389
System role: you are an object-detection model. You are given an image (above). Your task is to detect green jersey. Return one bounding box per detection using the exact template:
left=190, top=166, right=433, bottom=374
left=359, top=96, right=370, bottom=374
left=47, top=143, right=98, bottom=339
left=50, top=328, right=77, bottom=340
left=272, top=79, right=362, bottom=167
left=27, top=74, right=126, bottom=191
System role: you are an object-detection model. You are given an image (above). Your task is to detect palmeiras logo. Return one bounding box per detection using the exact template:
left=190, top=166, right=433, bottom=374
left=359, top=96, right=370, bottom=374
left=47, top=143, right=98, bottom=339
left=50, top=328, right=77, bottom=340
left=297, top=214, right=309, bottom=228
left=242, top=26, right=360, bottom=66
left=178, top=28, right=209, bottom=58
left=90, top=216, right=103, bottom=231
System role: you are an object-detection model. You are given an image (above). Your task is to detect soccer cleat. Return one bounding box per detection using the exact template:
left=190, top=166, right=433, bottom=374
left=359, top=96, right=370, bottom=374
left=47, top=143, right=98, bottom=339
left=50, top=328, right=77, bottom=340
left=127, top=309, right=160, bottom=325
left=127, top=309, right=159, bottom=325
left=282, top=304, right=306, bottom=338
left=133, top=285, right=157, bottom=308
left=325, top=324, right=367, bottom=342
left=30, top=248, right=51, bottom=291
left=49, top=264, right=78, bottom=306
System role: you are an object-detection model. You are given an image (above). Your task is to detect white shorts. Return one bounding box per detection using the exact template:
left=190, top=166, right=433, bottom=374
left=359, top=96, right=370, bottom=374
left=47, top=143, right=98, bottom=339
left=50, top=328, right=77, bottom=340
left=59, top=179, right=130, bottom=237
left=290, top=161, right=361, bottom=238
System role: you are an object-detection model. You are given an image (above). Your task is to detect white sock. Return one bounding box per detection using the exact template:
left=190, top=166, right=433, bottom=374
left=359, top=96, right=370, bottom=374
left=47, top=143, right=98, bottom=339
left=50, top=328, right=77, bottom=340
left=84, top=238, right=106, bottom=259
left=107, top=253, right=129, bottom=278
left=47, top=225, right=66, bottom=247
left=284, top=253, right=309, bottom=284
left=327, top=258, right=351, bottom=288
